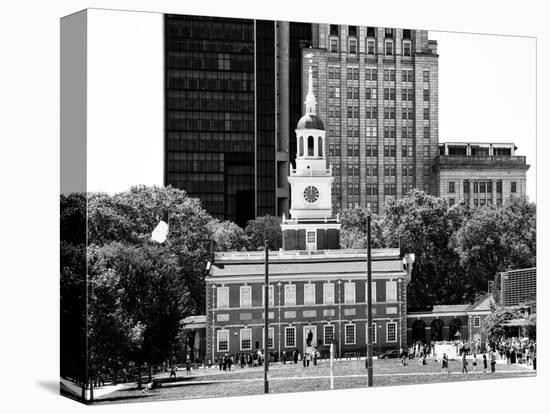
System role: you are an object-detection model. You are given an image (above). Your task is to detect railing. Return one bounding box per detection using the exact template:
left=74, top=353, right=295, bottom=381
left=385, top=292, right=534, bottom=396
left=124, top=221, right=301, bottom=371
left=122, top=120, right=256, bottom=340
left=289, top=166, right=333, bottom=177
left=435, top=155, right=527, bottom=167
left=215, top=248, right=400, bottom=261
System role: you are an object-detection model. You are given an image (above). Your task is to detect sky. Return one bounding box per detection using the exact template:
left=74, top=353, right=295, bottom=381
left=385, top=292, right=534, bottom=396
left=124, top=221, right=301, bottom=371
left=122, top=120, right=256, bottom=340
left=432, top=30, right=536, bottom=201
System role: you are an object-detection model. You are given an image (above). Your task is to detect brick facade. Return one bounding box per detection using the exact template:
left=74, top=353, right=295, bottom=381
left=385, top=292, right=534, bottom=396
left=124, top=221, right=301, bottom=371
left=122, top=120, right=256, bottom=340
left=205, top=250, right=413, bottom=360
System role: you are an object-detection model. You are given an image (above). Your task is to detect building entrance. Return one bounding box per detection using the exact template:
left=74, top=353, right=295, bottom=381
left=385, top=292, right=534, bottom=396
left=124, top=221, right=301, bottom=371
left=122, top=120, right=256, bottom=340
left=303, top=325, right=317, bottom=356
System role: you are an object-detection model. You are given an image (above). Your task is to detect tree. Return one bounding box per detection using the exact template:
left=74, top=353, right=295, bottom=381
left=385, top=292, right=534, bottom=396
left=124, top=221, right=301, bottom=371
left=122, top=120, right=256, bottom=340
left=206, top=219, right=249, bottom=252
left=60, top=194, right=87, bottom=382
left=452, top=197, right=536, bottom=296
left=481, top=306, right=532, bottom=341
left=245, top=215, right=282, bottom=250
left=382, top=190, right=465, bottom=308
left=88, top=242, right=190, bottom=374
left=87, top=185, right=213, bottom=314
left=339, top=207, right=385, bottom=248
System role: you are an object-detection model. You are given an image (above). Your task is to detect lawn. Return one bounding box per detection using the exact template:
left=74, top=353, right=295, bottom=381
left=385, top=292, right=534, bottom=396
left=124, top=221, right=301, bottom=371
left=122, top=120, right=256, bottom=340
left=93, top=358, right=536, bottom=404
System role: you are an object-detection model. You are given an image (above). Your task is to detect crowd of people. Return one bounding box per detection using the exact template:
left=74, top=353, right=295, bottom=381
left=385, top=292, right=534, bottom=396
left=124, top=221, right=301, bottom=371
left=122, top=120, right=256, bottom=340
left=400, top=336, right=536, bottom=374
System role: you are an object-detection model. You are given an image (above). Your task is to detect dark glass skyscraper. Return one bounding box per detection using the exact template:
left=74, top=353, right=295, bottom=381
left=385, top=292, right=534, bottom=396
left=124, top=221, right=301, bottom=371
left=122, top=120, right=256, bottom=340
left=165, top=15, right=294, bottom=227
left=165, top=15, right=256, bottom=226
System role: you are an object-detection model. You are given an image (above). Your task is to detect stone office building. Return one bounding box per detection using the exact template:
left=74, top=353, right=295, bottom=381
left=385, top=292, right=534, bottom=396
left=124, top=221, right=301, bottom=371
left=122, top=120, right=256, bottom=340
left=205, top=66, right=414, bottom=360
left=303, top=25, right=439, bottom=213
left=434, top=142, right=530, bottom=207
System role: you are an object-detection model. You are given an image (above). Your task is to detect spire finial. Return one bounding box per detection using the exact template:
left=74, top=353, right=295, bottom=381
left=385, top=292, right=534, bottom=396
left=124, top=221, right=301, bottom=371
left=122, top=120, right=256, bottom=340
left=304, top=53, right=316, bottom=115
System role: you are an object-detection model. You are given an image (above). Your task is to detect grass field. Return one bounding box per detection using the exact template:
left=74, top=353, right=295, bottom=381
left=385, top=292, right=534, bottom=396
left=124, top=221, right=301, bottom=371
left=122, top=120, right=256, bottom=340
left=93, top=358, right=536, bottom=404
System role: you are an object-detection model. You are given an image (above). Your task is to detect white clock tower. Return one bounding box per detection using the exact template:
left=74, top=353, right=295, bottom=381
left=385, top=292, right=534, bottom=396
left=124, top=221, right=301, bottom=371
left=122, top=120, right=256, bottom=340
left=281, top=55, right=341, bottom=251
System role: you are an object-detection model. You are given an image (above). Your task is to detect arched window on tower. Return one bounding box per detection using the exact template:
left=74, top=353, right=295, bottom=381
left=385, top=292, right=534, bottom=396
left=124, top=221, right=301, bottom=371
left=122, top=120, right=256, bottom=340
left=308, top=136, right=314, bottom=156
left=299, top=136, right=304, bottom=157
left=318, top=137, right=323, bottom=157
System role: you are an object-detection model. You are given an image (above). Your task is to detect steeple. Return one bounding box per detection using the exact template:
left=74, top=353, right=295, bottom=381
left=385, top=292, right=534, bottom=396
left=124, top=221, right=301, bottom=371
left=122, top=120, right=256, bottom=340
left=304, top=54, right=316, bottom=115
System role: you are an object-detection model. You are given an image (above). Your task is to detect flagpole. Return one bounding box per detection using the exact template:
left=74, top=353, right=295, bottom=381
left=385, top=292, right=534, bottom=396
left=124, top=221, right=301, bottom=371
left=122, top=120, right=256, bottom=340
left=264, top=240, right=269, bottom=394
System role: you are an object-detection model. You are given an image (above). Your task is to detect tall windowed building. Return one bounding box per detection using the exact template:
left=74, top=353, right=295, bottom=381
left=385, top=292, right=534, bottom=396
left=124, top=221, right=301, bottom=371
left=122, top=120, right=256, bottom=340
left=303, top=25, right=439, bottom=213
left=164, top=16, right=314, bottom=226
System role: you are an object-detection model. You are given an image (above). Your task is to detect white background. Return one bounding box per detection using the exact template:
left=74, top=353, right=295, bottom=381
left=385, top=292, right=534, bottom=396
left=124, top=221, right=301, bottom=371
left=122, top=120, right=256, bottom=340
left=0, top=0, right=546, bottom=413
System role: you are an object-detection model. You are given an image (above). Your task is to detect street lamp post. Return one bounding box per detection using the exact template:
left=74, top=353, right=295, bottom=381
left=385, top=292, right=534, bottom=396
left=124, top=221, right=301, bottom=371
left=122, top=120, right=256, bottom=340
left=366, top=203, right=373, bottom=387
left=264, top=240, right=269, bottom=394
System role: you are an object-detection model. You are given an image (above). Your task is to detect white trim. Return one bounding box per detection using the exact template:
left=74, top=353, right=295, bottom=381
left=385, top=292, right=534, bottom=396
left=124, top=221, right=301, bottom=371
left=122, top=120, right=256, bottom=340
left=240, top=328, right=252, bottom=351
left=368, top=281, right=377, bottom=303
left=344, top=323, right=356, bottom=345
left=323, top=282, right=335, bottom=304
left=217, top=329, right=229, bottom=352
left=240, top=285, right=252, bottom=308
left=344, top=282, right=356, bottom=304
left=284, top=284, right=296, bottom=306
left=207, top=272, right=408, bottom=284
left=385, top=280, right=397, bottom=302
left=386, top=322, right=397, bottom=343
left=216, top=286, right=229, bottom=309
left=304, top=283, right=316, bottom=305
left=367, top=322, right=377, bottom=344
left=473, top=316, right=481, bottom=328
left=285, top=326, right=296, bottom=348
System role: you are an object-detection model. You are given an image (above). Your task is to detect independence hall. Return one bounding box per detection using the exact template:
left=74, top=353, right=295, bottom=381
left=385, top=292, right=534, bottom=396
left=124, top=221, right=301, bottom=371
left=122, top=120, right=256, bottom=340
left=205, top=63, right=415, bottom=360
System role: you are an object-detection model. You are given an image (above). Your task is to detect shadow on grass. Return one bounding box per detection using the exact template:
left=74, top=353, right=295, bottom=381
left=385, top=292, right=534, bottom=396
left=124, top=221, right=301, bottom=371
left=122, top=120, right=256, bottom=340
left=95, top=380, right=217, bottom=403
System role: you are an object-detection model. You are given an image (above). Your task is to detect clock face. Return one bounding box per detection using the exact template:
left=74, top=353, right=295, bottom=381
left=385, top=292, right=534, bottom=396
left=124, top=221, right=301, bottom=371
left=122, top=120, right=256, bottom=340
left=303, top=186, right=320, bottom=203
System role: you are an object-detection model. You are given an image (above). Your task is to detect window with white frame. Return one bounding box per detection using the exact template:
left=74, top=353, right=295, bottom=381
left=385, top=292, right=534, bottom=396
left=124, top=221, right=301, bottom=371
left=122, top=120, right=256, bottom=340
left=262, top=285, right=274, bottom=307
left=262, top=327, right=274, bottom=349
left=285, top=326, right=296, bottom=348
left=240, top=328, right=252, bottom=350
left=240, top=286, right=251, bottom=308
left=366, top=322, right=377, bottom=343
left=307, top=231, right=316, bottom=244
left=217, top=329, right=229, bottom=352
left=216, top=286, right=229, bottom=309
left=304, top=283, right=316, bottom=305
left=367, top=39, right=375, bottom=55
left=385, top=281, right=397, bottom=302
left=344, top=282, right=356, bottom=304
left=285, top=284, right=296, bottom=306
left=368, top=281, right=377, bottom=303
left=324, top=325, right=335, bottom=345
left=324, top=283, right=335, bottom=304
left=345, top=324, right=356, bottom=345
left=386, top=322, right=397, bottom=342
left=349, top=39, right=357, bottom=54
left=473, top=316, right=481, bottom=328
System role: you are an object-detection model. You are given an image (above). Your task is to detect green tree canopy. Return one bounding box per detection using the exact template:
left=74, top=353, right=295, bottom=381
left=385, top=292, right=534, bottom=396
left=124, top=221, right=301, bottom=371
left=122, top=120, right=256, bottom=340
left=452, top=196, right=536, bottom=295
left=245, top=215, right=282, bottom=250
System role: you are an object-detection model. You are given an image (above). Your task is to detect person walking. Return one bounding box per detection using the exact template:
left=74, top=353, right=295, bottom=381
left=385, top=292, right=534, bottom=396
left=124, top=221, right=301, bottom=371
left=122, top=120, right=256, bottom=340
left=461, top=354, right=468, bottom=373
left=169, top=364, right=177, bottom=381
left=472, top=354, right=478, bottom=372
left=490, top=351, right=496, bottom=373
left=441, top=353, right=449, bottom=374
left=483, top=353, right=488, bottom=373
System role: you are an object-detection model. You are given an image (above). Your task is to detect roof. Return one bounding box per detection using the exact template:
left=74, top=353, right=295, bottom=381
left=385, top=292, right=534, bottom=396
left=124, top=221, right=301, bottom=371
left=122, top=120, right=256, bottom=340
left=297, top=113, right=325, bottom=130
left=432, top=304, right=471, bottom=313
left=208, top=249, right=411, bottom=281
left=180, top=315, right=206, bottom=329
